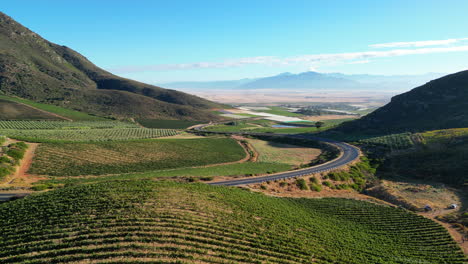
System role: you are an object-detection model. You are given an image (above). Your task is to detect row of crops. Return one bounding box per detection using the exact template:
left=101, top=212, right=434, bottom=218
left=0, top=128, right=180, bottom=142
left=0, top=181, right=464, bottom=263
left=358, top=132, right=415, bottom=151
left=0, top=120, right=139, bottom=130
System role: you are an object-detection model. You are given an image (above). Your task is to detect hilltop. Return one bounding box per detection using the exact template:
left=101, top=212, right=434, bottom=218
left=0, top=12, right=222, bottom=121
left=0, top=180, right=464, bottom=263
left=332, top=70, right=468, bottom=135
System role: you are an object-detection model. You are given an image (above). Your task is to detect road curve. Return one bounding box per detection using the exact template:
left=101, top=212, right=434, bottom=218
left=192, top=124, right=360, bottom=186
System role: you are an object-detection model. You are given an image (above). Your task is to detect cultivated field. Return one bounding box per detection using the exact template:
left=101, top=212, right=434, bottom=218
left=0, top=95, right=107, bottom=121
left=0, top=120, right=139, bottom=130
left=0, top=181, right=464, bottom=263
left=247, top=138, right=321, bottom=166
left=0, top=99, right=62, bottom=120
left=0, top=128, right=179, bottom=142
left=30, top=138, right=246, bottom=176
left=137, top=119, right=200, bottom=129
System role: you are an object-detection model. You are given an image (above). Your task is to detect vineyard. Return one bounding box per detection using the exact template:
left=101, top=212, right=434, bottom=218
left=358, top=132, right=415, bottom=150
left=0, top=120, right=139, bottom=130
left=0, top=128, right=179, bottom=142
left=30, top=138, right=246, bottom=176
left=0, top=181, right=464, bottom=263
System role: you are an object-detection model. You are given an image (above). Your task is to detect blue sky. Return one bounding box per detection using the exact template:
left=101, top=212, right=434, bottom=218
left=2, top=0, right=468, bottom=82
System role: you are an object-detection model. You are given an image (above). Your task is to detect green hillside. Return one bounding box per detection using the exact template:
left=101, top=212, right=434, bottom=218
left=0, top=98, right=64, bottom=120
left=0, top=12, right=222, bottom=121
left=333, top=70, right=468, bottom=135
left=375, top=128, right=468, bottom=187
left=0, top=181, right=464, bottom=263
left=355, top=128, right=468, bottom=188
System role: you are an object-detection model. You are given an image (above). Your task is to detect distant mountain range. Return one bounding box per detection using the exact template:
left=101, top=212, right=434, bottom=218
left=0, top=12, right=222, bottom=121
left=161, top=72, right=445, bottom=92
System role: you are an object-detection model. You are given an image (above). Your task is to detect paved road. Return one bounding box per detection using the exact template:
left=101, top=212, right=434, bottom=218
left=192, top=124, right=360, bottom=186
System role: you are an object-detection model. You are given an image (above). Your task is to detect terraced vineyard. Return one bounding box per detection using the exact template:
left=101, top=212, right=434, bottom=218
left=0, top=128, right=179, bottom=142
left=30, top=138, right=246, bottom=176
left=0, top=181, right=464, bottom=263
left=0, top=120, right=139, bottom=129
left=358, top=132, right=415, bottom=150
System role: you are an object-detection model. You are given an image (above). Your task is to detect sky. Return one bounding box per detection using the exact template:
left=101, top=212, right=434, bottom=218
left=2, top=0, right=468, bottom=83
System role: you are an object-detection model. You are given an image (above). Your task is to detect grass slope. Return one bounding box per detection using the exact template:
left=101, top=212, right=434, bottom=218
left=0, top=95, right=106, bottom=121
left=0, top=98, right=63, bottom=120
left=0, top=181, right=464, bottom=263
left=30, top=138, right=246, bottom=176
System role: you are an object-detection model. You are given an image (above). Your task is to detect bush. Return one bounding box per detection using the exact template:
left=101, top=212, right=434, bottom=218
left=336, top=184, right=349, bottom=190
left=296, top=178, right=308, bottom=190
left=322, top=181, right=333, bottom=187
left=279, top=181, right=288, bottom=187
left=32, top=184, right=52, bottom=191
left=199, top=176, right=214, bottom=181
left=6, top=149, right=24, bottom=160
left=310, top=183, right=322, bottom=192
left=309, top=176, right=318, bottom=184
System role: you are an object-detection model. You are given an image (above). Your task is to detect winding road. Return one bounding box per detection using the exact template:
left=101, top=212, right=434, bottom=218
left=192, top=124, right=361, bottom=186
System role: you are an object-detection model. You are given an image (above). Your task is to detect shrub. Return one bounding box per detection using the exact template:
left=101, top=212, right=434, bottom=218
left=260, top=185, right=267, bottom=190
left=279, top=181, right=288, bottom=187
left=199, top=176, right=214, bottom=181
left=310, top=183, right=322, bottom=192
left=322, top=181, right=333, bottom=187
left=296, top=178, right=308, bottom=190
left=309, top=176, right=318, bottom=184
left=31, top=184, right=50, bottom=191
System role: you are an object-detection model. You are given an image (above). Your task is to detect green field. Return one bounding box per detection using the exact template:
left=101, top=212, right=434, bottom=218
left=30, top=138, right=246, bottom=176
left=39, top=162, right=292, bottom=186
left=205, top=118, right=353, bottom=134
left=137, top=119, right=200, bottom=129
left=0, top=120, right=138, bottom=130
left=0, top=128, right=179, bottom=143
left=0, top=181, right=463, bottom=263
left=257, top=106, right=303, bottom=117
left=0, top=95, right=107, bottom=121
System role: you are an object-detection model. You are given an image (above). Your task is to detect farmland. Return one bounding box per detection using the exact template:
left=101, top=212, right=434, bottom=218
left=0, top=120, right=139, bottom=130
left=0, top=95, right=107, bottom=121
left=358, top=132, right=415, bottom=151
left=39, top=162, right=292, bottom=186
left=204, top=118, right=354, bottom=134
left=0, top=128, right=179, bottom=142
left=0, top=99, right=63, bottom=120
left=0, top=181, right=464, bottom=263
left=30, top=138, right=246, bottom=176
left=247, top=138, right=321, bottom=165
left=137, top=119, right=200, bottom=129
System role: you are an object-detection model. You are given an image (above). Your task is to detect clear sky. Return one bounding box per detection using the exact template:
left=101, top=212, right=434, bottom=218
left=2, top=0, right=468, bottom=83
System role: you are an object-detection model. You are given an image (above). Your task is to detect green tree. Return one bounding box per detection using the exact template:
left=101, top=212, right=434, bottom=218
left=315, top=121, right=325, bottom=130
